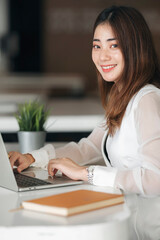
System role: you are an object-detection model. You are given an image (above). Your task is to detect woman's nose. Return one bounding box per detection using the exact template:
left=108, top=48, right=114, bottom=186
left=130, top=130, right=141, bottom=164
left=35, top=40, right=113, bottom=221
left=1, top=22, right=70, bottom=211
left=100, top=49, right=111, bottom=61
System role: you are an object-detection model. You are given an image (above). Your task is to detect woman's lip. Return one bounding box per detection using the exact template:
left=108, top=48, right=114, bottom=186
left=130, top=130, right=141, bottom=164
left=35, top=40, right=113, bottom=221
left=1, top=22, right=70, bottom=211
left=101, top=64, right=117, bottom=72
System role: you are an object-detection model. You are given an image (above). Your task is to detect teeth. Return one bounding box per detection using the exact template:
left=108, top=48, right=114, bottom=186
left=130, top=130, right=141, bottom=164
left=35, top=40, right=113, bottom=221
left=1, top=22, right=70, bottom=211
left=102, top=65, right=115, bottom=69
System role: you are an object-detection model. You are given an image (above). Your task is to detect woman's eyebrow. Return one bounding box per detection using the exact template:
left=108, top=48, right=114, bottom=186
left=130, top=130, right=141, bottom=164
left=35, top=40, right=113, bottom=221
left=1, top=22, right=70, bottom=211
left=93, top=38, right=117, bottom=42
left=107, top=38, right=117, bottom=41
left=93, top=39, right=100, bottom=42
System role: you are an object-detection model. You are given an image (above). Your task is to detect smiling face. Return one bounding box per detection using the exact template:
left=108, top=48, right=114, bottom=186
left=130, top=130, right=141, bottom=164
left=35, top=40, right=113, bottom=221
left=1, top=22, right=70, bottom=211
left=92, top=23, right=124, bottom=84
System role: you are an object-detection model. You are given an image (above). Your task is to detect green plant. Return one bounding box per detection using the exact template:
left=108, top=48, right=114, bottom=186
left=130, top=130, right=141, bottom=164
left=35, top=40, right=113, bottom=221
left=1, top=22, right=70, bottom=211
left=15, top=101, right=50, bottom=131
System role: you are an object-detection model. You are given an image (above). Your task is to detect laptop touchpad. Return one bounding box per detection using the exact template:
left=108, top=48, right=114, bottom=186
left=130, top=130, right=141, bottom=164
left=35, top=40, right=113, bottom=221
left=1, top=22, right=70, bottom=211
left=21, top=167, right=69, bottom=182
left=21, top=167, right=50, bottom=180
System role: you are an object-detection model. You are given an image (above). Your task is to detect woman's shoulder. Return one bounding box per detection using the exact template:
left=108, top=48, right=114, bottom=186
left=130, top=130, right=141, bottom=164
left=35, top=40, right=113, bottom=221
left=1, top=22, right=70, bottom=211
left=132, top=84, right=160, bottom=106
left=127, top=84, right=160, bottom=112
left=137, top=84, right=160, bottom=96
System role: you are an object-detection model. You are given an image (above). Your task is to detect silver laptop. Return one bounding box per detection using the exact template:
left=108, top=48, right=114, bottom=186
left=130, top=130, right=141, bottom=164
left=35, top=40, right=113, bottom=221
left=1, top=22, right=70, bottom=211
left=0, top=134, right=83, bottom=192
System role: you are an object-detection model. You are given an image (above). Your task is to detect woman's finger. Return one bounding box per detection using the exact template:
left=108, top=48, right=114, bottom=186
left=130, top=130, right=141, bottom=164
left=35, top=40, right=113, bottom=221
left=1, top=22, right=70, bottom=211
left=17, top=161, right=30, bottom=173
left=48, top=159, right=60, bottom=175
left=48, top=162, right=56, bottom=176
left=53, top=168, right=58, bottom=175
left=9, top=152, right=20, bottom=169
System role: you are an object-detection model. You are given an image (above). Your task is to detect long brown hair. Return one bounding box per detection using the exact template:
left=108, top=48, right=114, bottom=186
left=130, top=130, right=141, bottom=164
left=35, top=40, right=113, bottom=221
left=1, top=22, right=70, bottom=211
left=93, top=6, right=160, bottom=136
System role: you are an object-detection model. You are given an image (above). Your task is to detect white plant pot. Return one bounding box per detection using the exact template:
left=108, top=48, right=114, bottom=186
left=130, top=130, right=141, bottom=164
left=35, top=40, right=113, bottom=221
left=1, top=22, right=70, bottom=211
left=18, top=131, right=46, bottom=154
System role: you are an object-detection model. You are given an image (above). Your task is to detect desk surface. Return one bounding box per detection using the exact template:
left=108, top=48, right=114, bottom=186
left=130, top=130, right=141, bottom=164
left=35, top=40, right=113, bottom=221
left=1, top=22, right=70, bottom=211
left=0, top=184, right=130, bottom=240
left=1, top=181, right=160, bottom=240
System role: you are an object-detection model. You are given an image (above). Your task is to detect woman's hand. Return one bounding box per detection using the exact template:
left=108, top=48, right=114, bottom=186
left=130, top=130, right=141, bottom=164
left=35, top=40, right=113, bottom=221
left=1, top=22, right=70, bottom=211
left=48, top=157, right=88, bottom=181
left=8, top=151, right=35, bottom=173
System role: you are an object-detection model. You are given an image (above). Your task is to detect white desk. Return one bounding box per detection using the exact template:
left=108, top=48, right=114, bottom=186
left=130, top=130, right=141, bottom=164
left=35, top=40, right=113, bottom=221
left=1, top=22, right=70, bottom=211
left=0, top=183, right=130, bottom=240
left=1, top=178, right=160, bottom=240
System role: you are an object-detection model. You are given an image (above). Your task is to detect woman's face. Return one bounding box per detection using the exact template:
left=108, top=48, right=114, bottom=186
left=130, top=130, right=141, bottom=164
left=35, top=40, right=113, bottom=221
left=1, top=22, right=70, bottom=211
left=92, top=23, right=124, bottom=84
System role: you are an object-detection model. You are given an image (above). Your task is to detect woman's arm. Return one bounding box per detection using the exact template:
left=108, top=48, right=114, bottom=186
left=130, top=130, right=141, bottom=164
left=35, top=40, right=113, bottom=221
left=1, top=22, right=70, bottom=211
left=10, top=126, right=105, bottom=171
left=31, top=125, right=105, bottom=168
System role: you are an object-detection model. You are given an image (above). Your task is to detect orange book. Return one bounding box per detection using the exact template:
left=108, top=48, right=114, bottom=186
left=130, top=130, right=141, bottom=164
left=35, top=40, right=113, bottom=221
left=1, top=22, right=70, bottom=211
left=22, top=189, right=124, bottom=217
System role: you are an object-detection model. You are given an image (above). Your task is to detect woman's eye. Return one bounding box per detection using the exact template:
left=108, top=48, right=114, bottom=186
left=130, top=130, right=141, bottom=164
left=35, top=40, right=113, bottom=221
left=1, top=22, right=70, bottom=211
left=111, top=44, right=118, bottom=48
left=93, top=45, right=100, bottom=49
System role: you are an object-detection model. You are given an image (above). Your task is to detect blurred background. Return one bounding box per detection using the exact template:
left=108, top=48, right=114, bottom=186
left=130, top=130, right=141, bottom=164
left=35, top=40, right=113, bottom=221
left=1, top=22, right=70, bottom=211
left=0, top=0, right=160, bottom=144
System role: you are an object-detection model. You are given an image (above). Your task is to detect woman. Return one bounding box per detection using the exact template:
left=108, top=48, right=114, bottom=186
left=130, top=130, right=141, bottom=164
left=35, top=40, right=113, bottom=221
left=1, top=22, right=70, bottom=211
left=9, top=6, right=160, bottom=195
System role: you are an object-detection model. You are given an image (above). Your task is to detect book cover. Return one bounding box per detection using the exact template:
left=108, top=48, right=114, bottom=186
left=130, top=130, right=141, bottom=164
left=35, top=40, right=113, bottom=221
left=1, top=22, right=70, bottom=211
left=22, top=189, right=124, bottom=217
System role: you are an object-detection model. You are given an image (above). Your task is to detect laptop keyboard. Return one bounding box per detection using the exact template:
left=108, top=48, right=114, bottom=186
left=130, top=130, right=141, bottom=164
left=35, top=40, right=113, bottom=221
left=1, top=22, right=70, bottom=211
left=14, top=173, right=51, bottom=188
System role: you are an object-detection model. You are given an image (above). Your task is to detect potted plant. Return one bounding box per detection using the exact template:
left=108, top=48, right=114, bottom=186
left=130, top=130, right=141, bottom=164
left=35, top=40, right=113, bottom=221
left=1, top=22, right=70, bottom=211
left=15, top=100, right=50, bottom=153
